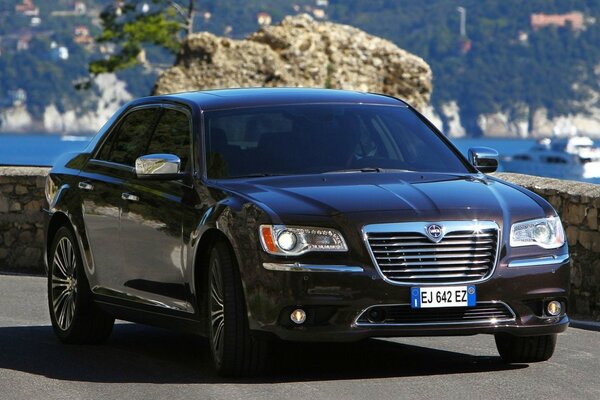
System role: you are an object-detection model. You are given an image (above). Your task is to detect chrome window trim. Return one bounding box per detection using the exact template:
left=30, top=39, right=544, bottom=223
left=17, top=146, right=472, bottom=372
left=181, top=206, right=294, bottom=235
left=507, top=254, right=570, bottom=268
left=262, top=263, right=364, bottom=273
left=353, top=300, right=516, bottom=327
left=362, top=220, right=501, bottom=286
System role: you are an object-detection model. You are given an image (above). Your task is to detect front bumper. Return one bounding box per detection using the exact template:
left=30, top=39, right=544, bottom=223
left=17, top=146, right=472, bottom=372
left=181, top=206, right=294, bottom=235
left=243, top=256, right=570, bottom=342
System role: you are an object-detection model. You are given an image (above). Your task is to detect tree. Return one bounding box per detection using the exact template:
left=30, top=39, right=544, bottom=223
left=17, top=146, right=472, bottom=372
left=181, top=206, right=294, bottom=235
left=89, top=0, right=195, bottom=74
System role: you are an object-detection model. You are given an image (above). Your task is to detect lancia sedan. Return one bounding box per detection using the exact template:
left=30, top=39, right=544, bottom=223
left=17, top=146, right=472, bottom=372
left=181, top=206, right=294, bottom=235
left=44, top=88, right=570, bottom=376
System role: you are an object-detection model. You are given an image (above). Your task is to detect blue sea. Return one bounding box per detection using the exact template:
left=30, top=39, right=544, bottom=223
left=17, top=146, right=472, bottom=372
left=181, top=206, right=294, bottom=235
left=0, top=134, right=596, bottom=184
left=0, top=134, right=94, bottom=167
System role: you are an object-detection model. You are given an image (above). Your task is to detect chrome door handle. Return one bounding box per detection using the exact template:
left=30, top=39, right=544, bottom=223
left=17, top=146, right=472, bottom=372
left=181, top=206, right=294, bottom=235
left=78, top=181, right=94, bottom=191
left=121, top=193, right=139, bottom=202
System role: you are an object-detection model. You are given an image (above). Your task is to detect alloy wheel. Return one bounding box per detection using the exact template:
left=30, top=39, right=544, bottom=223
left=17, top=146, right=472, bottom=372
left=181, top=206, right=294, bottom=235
left=51, top=236, right=78, bottom=331
left=210, top=255, right=225, bottom=366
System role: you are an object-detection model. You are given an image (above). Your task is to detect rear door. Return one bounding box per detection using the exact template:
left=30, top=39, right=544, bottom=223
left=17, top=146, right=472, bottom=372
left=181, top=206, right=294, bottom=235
left=79, top=106, right=160, bottom=294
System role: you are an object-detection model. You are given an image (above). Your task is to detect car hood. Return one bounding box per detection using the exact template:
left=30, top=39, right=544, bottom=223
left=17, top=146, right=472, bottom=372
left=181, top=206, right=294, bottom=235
left=215, top=172, right=548, bottom=226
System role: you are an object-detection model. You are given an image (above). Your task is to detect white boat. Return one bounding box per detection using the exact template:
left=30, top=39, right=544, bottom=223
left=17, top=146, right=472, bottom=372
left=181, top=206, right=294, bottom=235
left=502, top=136, right=600, bottom=180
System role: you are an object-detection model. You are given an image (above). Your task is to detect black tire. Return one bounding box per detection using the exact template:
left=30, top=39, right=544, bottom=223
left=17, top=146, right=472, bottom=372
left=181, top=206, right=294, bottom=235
left=207, top=240, right=268, bottom=377
left=48, top=226, right=114, bottom=344
left=495, top=333, right=557, bottom=363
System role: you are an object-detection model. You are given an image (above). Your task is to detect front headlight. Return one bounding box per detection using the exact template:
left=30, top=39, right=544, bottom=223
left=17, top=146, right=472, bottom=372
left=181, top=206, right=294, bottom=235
left=510, top=216, right=565, bottom=249
left=259, top=225, right=348, bottom=255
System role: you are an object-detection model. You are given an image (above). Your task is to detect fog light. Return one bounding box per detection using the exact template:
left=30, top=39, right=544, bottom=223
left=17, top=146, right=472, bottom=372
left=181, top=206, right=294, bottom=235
left=367, top=308, right=386, bottom=323
left=290, top=308, right=306, bottom=324
left=547, top=300, right=562, bottom=316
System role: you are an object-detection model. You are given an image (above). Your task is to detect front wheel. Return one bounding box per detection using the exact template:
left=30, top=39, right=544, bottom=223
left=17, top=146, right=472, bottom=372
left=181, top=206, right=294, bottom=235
left=494, top=333, right=557, bottom=363
left=207, top=241, right=268, bottom=377
left=48, top=226, right=114, bottom=344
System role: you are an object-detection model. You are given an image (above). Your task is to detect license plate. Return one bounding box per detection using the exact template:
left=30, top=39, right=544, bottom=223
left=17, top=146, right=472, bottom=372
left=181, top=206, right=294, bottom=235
left=411, top=285, right=476, bottom=308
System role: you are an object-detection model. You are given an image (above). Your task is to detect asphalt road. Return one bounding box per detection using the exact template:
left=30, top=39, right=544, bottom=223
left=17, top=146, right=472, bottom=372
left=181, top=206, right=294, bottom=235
left=1, top=274, right=599, bottom=400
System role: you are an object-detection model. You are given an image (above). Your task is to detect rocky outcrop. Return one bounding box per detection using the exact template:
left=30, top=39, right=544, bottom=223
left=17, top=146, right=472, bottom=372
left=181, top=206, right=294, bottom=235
left=154, top=14, right=432, bottom=111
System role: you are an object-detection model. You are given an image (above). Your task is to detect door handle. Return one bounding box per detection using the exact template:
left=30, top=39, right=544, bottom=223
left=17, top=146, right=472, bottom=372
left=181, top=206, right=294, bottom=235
left=78, top=181, right=94, bottom=191
left=121, top=193, right=140, bottom=202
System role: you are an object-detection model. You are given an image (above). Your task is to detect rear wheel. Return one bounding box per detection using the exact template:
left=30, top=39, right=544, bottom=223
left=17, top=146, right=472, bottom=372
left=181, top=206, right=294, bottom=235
left=494, top=333, right=557, bottom=363
left=207, top=241, right=268, bottom=377
left=48, top=226, right=114, bottom=344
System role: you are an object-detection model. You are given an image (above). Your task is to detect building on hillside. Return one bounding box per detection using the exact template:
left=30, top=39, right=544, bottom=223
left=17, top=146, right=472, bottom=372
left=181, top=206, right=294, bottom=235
left=257, top=12, right=272, bottom=26
left=74, top=26, right=94, bottom=45
left=16, top=35, right=32, bottom=51
left=531, top=12, right=585, bottom=31
left=50, top=41, right=69, bottom=61
left=15, top=0, right=39, bottom=16
left=8, top=89, right=27, bottom=106
left=458, top=38, right=471, bottom=54
left=313, top=8, right=326, bottom=19
left=99, top=42, right=116, bottom=55
left=74, top=1, right=87, bottom=15
left=517, top=31, right=529, bottom=43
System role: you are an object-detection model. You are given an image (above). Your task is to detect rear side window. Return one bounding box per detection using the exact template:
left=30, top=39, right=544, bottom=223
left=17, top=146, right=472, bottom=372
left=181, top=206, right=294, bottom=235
left=97, top=108, right=160, bottom=166
left=146, top=108, right=191, bottom=171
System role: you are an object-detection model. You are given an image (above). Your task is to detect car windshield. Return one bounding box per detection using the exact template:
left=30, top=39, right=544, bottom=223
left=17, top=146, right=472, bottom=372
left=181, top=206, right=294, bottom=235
left=204, top=104, right=470, bottom=179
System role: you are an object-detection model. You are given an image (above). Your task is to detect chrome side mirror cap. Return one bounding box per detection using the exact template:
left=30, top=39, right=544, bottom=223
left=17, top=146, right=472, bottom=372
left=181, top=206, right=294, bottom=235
left=468, top=147, right=499, bottom=173
left=135, top=154, right=184, bottom=180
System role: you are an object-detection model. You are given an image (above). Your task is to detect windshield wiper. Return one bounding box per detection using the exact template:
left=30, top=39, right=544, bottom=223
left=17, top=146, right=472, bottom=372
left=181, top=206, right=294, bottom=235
left=323, top=167, right=383, bottom=174
left=229, top=173, right=286, bottom=179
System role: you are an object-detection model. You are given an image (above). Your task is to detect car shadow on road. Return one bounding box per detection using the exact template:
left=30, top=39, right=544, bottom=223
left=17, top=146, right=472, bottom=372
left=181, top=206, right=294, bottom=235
left=0, top=323, right=526, bottom=383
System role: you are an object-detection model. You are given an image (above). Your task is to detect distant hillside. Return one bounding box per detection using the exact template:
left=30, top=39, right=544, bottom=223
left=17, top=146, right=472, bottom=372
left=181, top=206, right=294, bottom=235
left=326, top=0, right=600, bottom=136
left=1, top=0, right=599, bottom=136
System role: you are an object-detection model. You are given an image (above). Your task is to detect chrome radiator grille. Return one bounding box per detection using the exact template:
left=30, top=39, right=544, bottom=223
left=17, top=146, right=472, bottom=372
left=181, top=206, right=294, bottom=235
left=364, top=221, right=499, bottom=285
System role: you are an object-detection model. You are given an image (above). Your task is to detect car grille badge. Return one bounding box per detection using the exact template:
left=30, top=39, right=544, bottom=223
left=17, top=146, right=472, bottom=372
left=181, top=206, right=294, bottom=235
left=424, top=224, right=445, bottom=243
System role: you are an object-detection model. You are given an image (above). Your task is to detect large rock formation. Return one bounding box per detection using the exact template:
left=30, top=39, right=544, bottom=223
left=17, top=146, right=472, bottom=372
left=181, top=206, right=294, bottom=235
left=154, top=14, right=432, bottom=111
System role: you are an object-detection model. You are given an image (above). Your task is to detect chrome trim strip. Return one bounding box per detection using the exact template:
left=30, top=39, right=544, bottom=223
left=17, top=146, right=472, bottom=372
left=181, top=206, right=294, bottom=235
left=362, top=220, right=501, bottom=286
left=353, top=300, right=516, bottom=327
left=262, top=262, right=364, bottom=273
left=507, top=254, right=570, bottom=268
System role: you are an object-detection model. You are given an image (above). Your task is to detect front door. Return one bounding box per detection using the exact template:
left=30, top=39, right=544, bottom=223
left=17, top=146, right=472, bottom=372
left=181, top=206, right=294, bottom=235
left=119, top=106, right=196, bottom=312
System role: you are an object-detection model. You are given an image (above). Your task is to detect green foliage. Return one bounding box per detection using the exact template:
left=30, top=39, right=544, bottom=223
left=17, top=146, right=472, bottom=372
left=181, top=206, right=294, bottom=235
left=89, top=1, right=187, bottom=74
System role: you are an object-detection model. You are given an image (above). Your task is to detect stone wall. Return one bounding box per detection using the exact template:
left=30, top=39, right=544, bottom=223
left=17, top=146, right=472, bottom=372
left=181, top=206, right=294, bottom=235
left=0, top=167, right=49, bottom=272
left=0, top=167, right=599, bottom=319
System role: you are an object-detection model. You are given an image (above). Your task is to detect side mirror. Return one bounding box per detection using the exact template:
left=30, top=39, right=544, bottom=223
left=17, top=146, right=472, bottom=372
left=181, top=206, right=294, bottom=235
left=135, top=154, right=185, bottom=180
left=468, top=147, right=499, bottom=173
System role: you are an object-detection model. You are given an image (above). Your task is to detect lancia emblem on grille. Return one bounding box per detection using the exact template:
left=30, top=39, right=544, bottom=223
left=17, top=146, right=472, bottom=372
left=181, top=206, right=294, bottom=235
left=425, top=224, right=444, bottom=243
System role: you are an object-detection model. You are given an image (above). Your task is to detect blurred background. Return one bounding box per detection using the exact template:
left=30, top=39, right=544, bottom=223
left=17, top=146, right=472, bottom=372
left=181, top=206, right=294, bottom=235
left=1, top=0, right=599, bottom=182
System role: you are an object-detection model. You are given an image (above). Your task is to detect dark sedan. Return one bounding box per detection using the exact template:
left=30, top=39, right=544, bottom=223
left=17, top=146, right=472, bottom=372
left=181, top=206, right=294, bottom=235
left=44, top=88, right=569, bottom=377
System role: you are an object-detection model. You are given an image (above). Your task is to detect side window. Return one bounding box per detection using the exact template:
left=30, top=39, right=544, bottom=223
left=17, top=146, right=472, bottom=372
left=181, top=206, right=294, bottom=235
left=146, top=108, right=191, bottom=171
left=98, top=108, right=160, bottom=166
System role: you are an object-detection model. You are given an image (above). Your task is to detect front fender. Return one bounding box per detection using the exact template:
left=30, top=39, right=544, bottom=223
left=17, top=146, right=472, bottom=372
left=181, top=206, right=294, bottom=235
left=189, top=195, right=272, bottom=326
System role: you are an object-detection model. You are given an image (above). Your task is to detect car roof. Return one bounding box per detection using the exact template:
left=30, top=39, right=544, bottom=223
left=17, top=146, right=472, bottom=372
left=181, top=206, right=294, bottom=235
left=142, top=87, right=407, bottom=111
